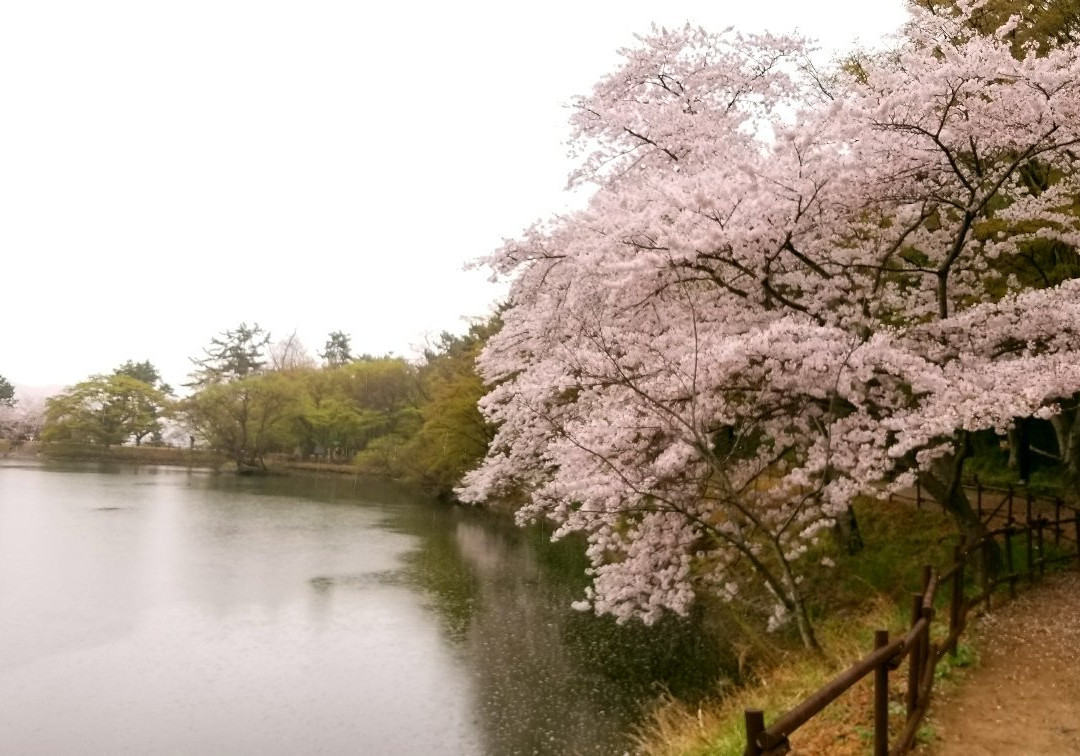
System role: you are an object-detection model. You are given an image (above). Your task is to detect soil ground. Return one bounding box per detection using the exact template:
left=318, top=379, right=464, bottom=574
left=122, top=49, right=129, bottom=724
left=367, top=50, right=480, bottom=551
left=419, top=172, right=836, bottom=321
left=927, top=570, right=1080, bottom=755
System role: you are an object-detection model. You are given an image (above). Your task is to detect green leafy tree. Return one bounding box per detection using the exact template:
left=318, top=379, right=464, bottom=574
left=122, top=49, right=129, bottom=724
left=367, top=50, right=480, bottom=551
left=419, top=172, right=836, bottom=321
left=352, top=318, right=499, bottom=495
left=42, top=374, right=169, bottom=447
left=184, top=325, right=300, bottom=471
left=183, top=371, right=299, bottom=472
left=288, top=368, right=366, bottom=458
left=338, top=358, right=418, bottom=416
left=341, top=358, right=423, bottom=452
left=405, top=320, right=498, bottom=493
left=284, top=356, right=425, bottom=464
left=113, top=360, right=173, bottom=443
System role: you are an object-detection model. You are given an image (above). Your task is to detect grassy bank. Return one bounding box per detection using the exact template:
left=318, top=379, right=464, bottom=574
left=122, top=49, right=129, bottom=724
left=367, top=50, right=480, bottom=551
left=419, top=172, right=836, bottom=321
left=37, top=442, right=223, bottom=467
left=20, top=444, right=439, bottom=490
left=634, top=497, right=969, bottom=755
left=263, top=457, right=363, bottom=476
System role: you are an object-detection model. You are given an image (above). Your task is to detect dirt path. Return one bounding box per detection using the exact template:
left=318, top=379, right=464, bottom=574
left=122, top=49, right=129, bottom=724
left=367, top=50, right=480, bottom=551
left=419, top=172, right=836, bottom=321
left=927, top=570, right=1080, bottom=755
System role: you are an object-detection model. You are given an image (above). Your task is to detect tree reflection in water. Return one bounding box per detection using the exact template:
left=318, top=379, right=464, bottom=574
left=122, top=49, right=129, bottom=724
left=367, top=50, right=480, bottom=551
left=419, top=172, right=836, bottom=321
left=395, top=504, right=732, bottom=755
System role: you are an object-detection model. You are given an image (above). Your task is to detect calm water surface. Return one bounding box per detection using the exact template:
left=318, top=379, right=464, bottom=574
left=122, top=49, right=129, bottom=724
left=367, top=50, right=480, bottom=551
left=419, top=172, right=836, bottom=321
left=0, top=461, right=726, bottom=755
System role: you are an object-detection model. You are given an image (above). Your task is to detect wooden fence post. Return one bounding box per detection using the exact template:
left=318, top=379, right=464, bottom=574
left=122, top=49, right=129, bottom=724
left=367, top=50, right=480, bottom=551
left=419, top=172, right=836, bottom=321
left=1037, top=518, right=1046, bottom=579
left=976, top=479, right=983, bottom=521
left=907, top=592, right=923, bottom=717
left=919, top=586, right=932, bottom=695
left=744, top=709, right=765, bottom=756
left=1004, top=525, right=1017, bottom=600
left=949, top=545, right=964, bottom=656
left=874, top=630, right=889, bottom=756
left=1054, top=498, right=1062, bottom=547
left=981, top=537, right=992, bottom=611
left=1074, top=509, right=1080, bottom=568
left=1026, top=493, right=1035, bottom=585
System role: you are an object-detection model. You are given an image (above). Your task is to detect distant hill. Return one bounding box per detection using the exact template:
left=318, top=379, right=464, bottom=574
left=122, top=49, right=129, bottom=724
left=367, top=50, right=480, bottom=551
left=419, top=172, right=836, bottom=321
left=12, top=385, right=61, bottom=404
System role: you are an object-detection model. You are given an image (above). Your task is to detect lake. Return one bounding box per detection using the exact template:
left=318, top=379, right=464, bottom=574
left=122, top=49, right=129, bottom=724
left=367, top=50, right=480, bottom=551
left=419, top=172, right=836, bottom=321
left=0, top=461, right=726, bottom=755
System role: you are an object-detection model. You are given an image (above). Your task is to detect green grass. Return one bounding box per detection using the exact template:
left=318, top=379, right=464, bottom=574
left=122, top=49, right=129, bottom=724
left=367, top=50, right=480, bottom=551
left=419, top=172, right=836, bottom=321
left=635, top=498, right=963, bottom=755
left=964, top=444, right=1074, bottom=499
left=934, top=641, right=977, bottom=682
left=803, top=498, right=960, bottom=618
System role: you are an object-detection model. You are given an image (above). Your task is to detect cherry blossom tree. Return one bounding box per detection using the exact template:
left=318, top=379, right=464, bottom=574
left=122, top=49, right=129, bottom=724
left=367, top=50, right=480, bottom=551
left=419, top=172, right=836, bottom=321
left=0, top=398, right=45, bottom=443
left=459, top=4, right=1080, bottom=647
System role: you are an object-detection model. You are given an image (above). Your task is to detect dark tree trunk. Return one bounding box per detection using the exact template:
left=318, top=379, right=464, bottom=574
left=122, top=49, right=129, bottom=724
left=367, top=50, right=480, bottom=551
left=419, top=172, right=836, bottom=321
left=833, top=505, right=864, bottom=554
left=919, top=434, right=1000, bottom=580
left=1050, top=407, right=1080, bottom=494
left=1007, top=425, right=1020, bottom=471
left=1015, top=418, right=1032, bottom=483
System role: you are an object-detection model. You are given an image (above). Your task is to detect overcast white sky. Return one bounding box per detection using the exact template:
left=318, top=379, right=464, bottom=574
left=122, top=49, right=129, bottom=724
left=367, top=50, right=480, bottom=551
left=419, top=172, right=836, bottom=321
left=0, top=1, right=908, bottom=390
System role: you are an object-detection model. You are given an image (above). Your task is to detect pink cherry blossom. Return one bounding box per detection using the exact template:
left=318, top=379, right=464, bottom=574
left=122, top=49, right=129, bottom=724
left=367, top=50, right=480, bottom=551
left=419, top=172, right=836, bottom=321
left=459, top=4, right=1080, bottom=647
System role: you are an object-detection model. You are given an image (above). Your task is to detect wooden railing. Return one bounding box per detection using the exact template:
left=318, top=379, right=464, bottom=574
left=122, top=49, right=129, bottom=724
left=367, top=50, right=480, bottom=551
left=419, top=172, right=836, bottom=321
left=743, top=495, right=1080, bottom=756
left=891, top=478, right=1075, bottom=531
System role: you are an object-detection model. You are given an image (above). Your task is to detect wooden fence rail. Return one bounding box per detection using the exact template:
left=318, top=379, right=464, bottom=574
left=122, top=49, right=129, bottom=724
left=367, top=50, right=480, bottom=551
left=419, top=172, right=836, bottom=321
left=893, top=478, right=1079, bottom=534
left=744, top=497, right=1080, bottom=755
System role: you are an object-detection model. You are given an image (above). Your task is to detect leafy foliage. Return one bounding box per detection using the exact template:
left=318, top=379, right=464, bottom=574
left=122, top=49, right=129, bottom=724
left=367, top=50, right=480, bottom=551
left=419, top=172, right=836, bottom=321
left=115, top=360, right=167, bottom=391
left=179, top=320, right=492, bottom=486
left=293, top=357, right=421, bottom=460
left=183, top=371, right=298, bottom=472
left=43, top=372, right=170, bottom=447
left=353, top=319, right=498, bottom=495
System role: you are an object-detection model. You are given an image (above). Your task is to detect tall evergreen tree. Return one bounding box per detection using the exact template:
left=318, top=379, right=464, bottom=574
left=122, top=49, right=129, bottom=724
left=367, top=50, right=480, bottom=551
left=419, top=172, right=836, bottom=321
left=0, top=375, right=14, bottom=408
left=188, top=323, right=270, bottom=386
left=319, top=331, right=354, bottom=367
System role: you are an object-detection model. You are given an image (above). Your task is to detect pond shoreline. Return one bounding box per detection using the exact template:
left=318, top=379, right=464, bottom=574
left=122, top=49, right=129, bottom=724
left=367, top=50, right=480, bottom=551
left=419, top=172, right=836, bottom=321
left=19, top=443, right=509, bottom=507
left=10, top=441, right=223, bottom=467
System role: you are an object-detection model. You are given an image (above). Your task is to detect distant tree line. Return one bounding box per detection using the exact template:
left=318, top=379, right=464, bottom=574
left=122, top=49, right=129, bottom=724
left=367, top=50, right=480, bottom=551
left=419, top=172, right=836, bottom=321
left=29, top=319, right=498, bottom=496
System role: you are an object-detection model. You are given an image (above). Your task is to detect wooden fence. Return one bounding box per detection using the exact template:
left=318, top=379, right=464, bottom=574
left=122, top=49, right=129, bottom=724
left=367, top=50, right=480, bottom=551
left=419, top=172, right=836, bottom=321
left=744, top=484, right=1080, bottom=755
